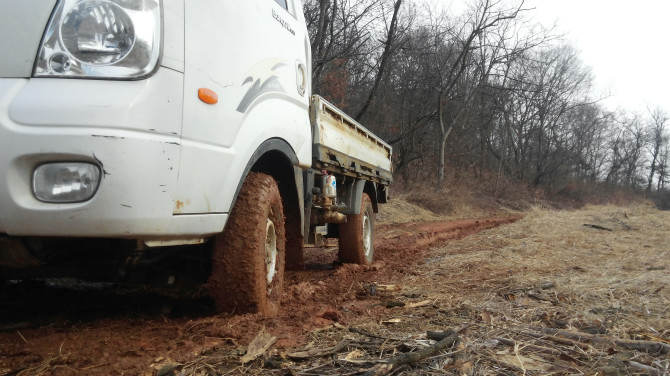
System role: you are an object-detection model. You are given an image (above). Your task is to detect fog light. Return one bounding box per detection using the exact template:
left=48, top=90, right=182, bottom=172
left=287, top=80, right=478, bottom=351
left=33, top=163, right=101, bottom=203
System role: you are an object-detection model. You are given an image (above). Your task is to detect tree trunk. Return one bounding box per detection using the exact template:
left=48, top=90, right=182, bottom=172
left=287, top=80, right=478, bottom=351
left=355, top=0, right=402, bottom=121
left=437, top=94, right=452, bottom=189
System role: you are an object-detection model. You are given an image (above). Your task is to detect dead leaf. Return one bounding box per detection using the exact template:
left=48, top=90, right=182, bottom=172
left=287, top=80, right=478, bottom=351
left=342, top=349, right=366, bottom=361
left=241, top=326, right=277, bottom=364
left=478, top=312, right=492, bottom=324
left=503, top=293, right=516, bottom=301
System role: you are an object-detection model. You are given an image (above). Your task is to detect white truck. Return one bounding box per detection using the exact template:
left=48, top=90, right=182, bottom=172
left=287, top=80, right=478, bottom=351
left=0, top=0, right=392, bottom=314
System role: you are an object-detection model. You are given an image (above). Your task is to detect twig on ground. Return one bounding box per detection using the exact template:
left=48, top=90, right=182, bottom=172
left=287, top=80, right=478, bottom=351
left=494, top=336, right=563, bottom=356
left=514, top=328, right=593, bottom=352
left=528, top=326, right=670, bottom=355
left=16, top=331, right=29, bottom=345
left=359, top=330, right=460, bottom=376
left=583, top=224, right=612, bottom=231
left=526, top=291, right=559, bottom=305
left=627, top=360, right=664, bottom=375
left=287, top=339, right=350, bottom=360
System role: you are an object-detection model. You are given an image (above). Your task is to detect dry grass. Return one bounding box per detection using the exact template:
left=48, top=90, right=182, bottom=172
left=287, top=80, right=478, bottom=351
left=420, top=203, right=669, bottom=324
left=376, top=193, right=510, bottom=225
left=376, top=195, right=448, bottom=225
left=384, top=203, right=670, bottom=374
left=283, top=203, right=670, bottom=375
left=179, top=202, right=670, bottom=375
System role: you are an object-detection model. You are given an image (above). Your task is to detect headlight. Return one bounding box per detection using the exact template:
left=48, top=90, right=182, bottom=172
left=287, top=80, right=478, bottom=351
left=33, top=162, right=101, bottom=203
left=34, top=0, right=161, bottom=79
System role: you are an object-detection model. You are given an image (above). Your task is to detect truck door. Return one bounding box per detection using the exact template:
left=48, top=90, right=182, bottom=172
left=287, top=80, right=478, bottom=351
left=175, top=0, right=311, bottom=216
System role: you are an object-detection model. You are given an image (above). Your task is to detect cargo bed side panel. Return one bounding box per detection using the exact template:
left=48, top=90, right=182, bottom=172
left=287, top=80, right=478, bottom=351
left=311, top=96, right=392, bottom=183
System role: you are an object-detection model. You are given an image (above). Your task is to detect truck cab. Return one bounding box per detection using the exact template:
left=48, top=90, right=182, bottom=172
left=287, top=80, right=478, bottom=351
left=0, top=0, right=391, bottom=315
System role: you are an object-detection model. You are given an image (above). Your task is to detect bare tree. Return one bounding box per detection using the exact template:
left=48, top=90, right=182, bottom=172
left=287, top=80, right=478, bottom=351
left=304, top=0, right=385, bottom=100
left=433, top=0, right=526, bottom=188
left=646, top=106, right=668, bottom=192
left=355, top=0, right=404, bottom=121
left=657, top=143, right=670, bottom=191
left=301, top=0, right=670, bottom=199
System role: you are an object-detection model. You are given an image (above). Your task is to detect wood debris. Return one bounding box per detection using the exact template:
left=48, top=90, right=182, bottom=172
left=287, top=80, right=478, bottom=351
left=286, top=339, right=349, bottom=360
left=240, top=326, right=276, bottom=364
left=583, top=223, right=613, bottom=231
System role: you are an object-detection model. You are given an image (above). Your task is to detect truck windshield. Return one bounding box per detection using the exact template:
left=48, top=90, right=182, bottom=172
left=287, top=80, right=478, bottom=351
left=274, top=0, right=288, bottom=10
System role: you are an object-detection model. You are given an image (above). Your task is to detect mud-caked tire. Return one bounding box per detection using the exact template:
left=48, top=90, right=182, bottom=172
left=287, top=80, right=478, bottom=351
left=207, top=172, right=286, bottom=315
left=338, top=193, right=374, bottom=265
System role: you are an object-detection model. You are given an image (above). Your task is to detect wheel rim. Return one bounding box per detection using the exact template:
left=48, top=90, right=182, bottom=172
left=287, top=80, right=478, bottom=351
left=362, top=211, right=372, bottom=262
left=265, top=218, right=277, bottom=286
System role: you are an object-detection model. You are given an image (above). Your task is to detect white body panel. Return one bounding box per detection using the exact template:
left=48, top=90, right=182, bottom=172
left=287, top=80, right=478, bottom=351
left=0, top=0, right=213, bottom=238
left=0, top=0, right=390, bottom=242
left=175, top=0, right=312, bottom=214
left=0, top=0, right=57, bottom=77
left=0, top=70, right=228, bottom=238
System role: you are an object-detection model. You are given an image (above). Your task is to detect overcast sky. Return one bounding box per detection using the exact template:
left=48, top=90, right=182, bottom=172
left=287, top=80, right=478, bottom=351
left=438, top=0, right=670, bottom=115
left=525, top=0, right=670, bottom=114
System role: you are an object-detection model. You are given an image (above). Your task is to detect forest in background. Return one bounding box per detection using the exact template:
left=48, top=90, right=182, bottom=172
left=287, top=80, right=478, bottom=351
left=303, top=0, right=670, bottom=209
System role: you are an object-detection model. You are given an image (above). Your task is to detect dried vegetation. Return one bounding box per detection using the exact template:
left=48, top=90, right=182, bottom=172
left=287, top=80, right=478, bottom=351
left=191, top=203, right=670, bottom=375
left=4, top=202, right=669, bottom=376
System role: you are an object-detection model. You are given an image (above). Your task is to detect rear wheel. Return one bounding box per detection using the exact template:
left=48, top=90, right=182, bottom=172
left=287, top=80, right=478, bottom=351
left=338, top=193, right=374, bottom=265
left=207, top=172, right=285, bottom=315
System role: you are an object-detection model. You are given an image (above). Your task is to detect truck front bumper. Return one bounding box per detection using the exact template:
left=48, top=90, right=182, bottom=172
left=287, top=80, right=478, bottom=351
left=0, top=69, right=226, bottom=239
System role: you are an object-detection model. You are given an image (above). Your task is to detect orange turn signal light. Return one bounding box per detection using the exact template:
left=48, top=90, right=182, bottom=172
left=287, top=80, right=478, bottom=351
left=198, top=88, right=218, bottom=104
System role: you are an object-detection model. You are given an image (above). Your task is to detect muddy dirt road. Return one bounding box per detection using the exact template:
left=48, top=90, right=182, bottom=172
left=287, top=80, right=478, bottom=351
left=0, top=216, right=518, bottom=375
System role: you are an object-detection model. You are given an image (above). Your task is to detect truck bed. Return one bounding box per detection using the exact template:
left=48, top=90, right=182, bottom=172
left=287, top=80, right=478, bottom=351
left=310, top=95, right=392, bottom=184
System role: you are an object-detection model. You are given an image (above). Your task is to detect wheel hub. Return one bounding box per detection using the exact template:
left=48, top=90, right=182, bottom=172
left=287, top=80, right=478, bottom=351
left=362, top=213, right=372, bottom=262
left=265, top=218, right=277, bottom=285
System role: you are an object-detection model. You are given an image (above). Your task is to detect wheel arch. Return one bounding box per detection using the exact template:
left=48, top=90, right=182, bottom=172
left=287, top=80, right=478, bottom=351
left=364, top=181, right=379, bottom=213
left=232, top=138, right=305, bottom=269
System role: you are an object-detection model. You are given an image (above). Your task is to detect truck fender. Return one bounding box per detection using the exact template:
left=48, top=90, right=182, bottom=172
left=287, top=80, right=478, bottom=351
left=232, top=138, right=304, bottom=269
left=341, top=180, right=366, bottom=215
left=233, top=138, right=299, bottom=207
left=342, top=180, right=378, bottom=215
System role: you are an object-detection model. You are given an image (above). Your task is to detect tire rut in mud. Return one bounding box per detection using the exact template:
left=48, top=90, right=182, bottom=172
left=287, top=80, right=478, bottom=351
left=0, top=215, right=520, bottom=375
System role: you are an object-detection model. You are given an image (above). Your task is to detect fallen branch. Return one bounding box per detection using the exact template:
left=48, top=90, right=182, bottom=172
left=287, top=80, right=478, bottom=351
left=287, top=339, right=349, bottom=360
left=583, top=224, right=612, bottom=231
left=627, top=360, right=664, bottom=375
left=646, top=266, right=666, bottom=271
left=427, top=330, right=455, bottom=341
left=526, top=291, right=559, bottom=305
left=406, top=300, right=433, bottom=309
left=528, top=326, right=670, bottom=355
left=359, top=331, right=460, bottom=376
left=518, top=329, right=593, bottom=352
left=614, top=339, right=670, bottom=355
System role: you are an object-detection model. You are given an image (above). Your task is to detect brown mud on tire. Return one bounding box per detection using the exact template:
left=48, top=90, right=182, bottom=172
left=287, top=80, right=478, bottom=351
left=338, top=193, right=374, bottom=265
left=207, top=172, right=286, bottom=315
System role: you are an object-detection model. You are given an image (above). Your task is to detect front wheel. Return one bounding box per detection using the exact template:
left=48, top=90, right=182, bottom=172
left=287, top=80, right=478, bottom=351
left=338, top=193, right=374, bottom=265
left=207, top=172, right=286, bottom=315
